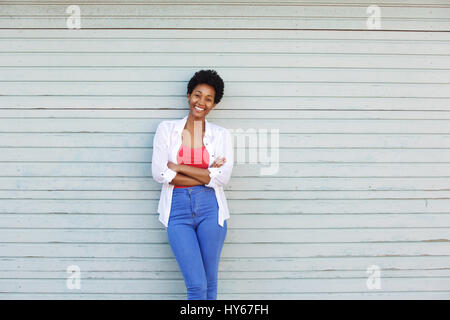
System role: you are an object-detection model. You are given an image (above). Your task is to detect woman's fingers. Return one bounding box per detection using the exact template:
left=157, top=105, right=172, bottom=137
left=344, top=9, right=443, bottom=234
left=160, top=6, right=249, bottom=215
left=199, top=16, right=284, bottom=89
left=211, top=157, right=226, bottom=168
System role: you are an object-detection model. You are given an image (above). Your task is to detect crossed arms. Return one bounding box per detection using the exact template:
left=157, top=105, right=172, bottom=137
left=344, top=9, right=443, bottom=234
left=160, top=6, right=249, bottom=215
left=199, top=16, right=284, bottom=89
left=167, top=158, right=226, bottom=186
left=151, top=122, right=234, bottom=188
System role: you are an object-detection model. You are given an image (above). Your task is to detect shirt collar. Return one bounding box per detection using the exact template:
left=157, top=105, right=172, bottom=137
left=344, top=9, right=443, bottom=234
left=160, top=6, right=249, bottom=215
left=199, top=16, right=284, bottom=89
left=174, top=115, right=212, bottom=138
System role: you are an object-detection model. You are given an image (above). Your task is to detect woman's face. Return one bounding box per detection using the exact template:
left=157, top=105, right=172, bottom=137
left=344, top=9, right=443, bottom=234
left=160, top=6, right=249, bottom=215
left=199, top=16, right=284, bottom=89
left=187, top=83, right=217, bottom=120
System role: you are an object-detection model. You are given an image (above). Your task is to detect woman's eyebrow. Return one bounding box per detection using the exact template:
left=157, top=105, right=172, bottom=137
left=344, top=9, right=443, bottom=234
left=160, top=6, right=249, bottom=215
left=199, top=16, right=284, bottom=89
left=195, top=89, right=213, bottom=97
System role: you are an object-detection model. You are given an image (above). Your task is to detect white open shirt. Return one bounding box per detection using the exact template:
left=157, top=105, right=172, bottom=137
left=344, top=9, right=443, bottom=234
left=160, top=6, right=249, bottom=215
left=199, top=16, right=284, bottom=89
left=151, top=115, right=234, bottom=228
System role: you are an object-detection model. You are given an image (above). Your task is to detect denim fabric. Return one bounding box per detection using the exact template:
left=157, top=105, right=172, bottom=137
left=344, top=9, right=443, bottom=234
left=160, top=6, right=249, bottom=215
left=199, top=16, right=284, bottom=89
left=167, top=185, right=227, bottom=300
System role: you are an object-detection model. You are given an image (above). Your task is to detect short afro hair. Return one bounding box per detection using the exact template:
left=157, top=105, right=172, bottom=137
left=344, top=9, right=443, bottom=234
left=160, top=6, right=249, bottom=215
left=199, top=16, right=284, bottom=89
left=187, top=69, right=224, bottom=104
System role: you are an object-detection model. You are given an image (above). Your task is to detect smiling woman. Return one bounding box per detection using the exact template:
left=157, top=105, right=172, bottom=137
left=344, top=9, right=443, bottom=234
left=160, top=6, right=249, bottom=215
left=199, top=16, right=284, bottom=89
left=151, top=69, right=234, bottom=300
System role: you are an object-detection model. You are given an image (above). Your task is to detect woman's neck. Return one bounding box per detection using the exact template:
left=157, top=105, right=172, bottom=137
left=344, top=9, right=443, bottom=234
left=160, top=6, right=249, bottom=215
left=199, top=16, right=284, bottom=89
left=185, top=114, right=205, bottom=136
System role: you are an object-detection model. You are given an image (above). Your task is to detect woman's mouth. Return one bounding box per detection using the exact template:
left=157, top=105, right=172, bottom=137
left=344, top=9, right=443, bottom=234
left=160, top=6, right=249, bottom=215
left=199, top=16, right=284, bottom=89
left=194, top=106, right=205, bottom=112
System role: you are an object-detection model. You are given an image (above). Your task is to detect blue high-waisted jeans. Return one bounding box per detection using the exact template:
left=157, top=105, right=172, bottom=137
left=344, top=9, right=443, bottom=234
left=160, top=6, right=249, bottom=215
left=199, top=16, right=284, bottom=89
left=167, top=185, right=227, bottom=300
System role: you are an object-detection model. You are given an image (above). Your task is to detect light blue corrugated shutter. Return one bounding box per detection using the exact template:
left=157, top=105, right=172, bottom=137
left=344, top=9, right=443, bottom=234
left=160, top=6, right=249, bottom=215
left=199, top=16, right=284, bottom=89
left=0, top=0, right=449, bottom=299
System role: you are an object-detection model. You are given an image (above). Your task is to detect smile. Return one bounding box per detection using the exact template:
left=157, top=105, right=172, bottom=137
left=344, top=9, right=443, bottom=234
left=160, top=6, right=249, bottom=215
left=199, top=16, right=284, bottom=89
left=194, top=106, right=205, bottom=111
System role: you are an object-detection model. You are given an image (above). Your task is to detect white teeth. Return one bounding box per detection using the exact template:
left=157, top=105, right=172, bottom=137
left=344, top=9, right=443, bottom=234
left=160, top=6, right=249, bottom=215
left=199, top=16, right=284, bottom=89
left=194, top=106, right=204, bottom=111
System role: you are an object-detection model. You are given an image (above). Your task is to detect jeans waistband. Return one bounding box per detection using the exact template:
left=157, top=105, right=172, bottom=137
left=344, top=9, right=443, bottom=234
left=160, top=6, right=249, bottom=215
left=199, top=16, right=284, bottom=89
left=172, top=185, right=213, bottom=194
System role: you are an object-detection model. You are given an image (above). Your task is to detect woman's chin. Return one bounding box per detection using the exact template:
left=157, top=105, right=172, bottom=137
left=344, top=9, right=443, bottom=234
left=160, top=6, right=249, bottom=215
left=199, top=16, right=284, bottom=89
left=190, top=108, right=206, bottom=119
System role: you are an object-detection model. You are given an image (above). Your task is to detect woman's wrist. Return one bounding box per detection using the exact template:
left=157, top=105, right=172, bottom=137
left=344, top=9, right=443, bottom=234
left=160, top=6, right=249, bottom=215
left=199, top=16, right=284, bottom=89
left=167, top=161, right=181, bottom=173
left=176, top=164, right=185, bottom=174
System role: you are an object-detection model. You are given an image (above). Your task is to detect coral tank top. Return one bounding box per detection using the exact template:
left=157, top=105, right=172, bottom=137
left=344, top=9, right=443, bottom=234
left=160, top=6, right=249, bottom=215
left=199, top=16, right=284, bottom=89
left=173, top=144, right=210, bottom=189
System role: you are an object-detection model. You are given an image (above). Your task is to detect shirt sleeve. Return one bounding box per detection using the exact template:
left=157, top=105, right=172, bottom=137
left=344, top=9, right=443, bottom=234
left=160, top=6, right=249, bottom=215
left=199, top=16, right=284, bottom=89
left=205, top=128, right=234, bottom=188
left=152, top=122, right=177, bottom=185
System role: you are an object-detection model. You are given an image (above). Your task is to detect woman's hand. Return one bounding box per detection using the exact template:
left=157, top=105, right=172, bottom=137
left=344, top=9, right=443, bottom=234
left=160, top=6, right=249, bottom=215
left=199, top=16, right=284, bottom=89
left=167, top=161, right=180, bottom=172
left=210, top=157, right=226, bottom=168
